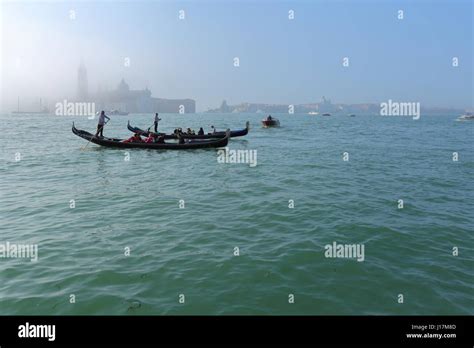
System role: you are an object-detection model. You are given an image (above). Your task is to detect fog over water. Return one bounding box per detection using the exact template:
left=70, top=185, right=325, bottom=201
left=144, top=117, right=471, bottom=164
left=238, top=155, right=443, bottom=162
left=1, top=1, right=472, bottom=112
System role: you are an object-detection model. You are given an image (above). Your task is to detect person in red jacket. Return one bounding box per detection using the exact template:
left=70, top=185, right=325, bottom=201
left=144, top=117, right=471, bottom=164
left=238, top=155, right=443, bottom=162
left=144, top=133, right=155, bottom=143
left=123, top=133, right=143, bottom=143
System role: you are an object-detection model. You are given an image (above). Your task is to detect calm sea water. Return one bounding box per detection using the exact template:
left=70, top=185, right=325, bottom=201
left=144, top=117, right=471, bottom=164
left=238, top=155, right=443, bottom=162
left=0, top=113, right=472, bottom=315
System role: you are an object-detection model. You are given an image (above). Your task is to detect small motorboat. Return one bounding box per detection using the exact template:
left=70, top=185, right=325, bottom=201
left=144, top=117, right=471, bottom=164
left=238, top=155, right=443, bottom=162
left=322, top=113, right=331, bottom=117
left=96, top=110, right=129, bottom=116
left=308, top=111, right=319, bottom=115
left=262, top=116, right=280, bottom=128
left=109, top=109, right=129, bottom=115
left=457, top=113, right=474, bottom=121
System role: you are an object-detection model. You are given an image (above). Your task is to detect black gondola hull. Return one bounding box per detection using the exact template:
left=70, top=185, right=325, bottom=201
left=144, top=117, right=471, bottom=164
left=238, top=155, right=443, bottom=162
left=72, top=124, right=229, bottom=150
left=127, top=121, right=249, bottom=139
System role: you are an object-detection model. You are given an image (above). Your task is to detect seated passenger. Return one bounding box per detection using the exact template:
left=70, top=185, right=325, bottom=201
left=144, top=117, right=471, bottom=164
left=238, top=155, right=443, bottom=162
left=198, top=127, right=204, bottom=135
left=144, top=133, right=155, bottom=143
left=123, top=133, right=143, bottom=143
left=155, top=135, right=165, bottom=144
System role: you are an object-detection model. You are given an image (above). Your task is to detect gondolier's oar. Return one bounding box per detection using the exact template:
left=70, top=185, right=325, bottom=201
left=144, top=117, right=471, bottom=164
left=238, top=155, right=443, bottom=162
left=81, top=135, right=95, bottom=151
left=82, top=120, right=109, bottom=150
left=148, top=117, right=162, bottom=132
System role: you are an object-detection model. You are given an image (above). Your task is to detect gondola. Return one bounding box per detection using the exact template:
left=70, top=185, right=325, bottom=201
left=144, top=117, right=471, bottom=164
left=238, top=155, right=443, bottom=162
left=127, top=121, right=249, bottom=139
left=72, top=123, right=230, bottom=150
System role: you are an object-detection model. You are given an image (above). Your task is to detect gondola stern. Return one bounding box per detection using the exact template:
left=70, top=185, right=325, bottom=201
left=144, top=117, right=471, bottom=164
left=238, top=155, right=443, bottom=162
left=223, top=129, right=231, bottom=146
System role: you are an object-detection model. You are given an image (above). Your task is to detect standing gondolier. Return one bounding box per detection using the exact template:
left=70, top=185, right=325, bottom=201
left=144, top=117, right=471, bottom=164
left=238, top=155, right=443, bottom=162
left=154, top=113, right=161, bottom=133
left=96, top=110, right=110, bottom=137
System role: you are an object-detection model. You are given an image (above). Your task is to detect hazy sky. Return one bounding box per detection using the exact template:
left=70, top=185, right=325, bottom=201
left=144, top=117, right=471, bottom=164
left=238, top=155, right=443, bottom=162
left=1, top=0, right=472, bottom=112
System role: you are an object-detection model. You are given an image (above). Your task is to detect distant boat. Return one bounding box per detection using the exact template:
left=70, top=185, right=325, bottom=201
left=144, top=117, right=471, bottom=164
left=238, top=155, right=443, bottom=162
left=262, top=116, right=280, bottom=128
left=457, top=113, right=474, bottom=121
left=308, top=111, right=319, bottom=115
left=109, top=109, right=129, bottom=116
left=12, top=97, right=49, bottom=114
left=349, top=114, right=356, bottom=117
left=12, top=109, right=49, bottom=115
left=322, top=113, right=331, bottom=116
left=97, top=110, right=129, bottom=116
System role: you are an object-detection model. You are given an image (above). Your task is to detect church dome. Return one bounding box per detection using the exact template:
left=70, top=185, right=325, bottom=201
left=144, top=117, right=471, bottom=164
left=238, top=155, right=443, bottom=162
left=118, top=79, right=130, bottom=91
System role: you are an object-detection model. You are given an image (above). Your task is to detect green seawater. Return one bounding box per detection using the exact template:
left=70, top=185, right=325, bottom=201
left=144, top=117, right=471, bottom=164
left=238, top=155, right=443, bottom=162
left=0, top=113, right=472, bottom=315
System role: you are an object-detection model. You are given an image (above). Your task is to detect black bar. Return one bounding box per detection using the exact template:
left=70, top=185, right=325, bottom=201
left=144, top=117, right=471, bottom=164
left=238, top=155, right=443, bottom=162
left=0, top=316, right=472, bottom=346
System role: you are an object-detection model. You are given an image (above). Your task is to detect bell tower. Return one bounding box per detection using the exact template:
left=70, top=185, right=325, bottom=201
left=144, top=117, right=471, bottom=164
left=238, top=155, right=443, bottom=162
left=77, top=61, right=88, bottom=100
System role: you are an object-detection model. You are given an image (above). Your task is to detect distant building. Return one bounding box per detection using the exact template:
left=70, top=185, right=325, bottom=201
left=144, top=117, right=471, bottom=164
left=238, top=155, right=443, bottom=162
left=76, top=63, right=195, bottom=113
left=95, top=79, right=195, bottom=113
left=318, top=96, right=337, bottom=113
left=77, top=61, right=88, bottom=101
left=219, top=100, right=230, bottom=112
left=206, top=97, right=467, bottom=115
left=207, top=96, right=338, bottom=114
